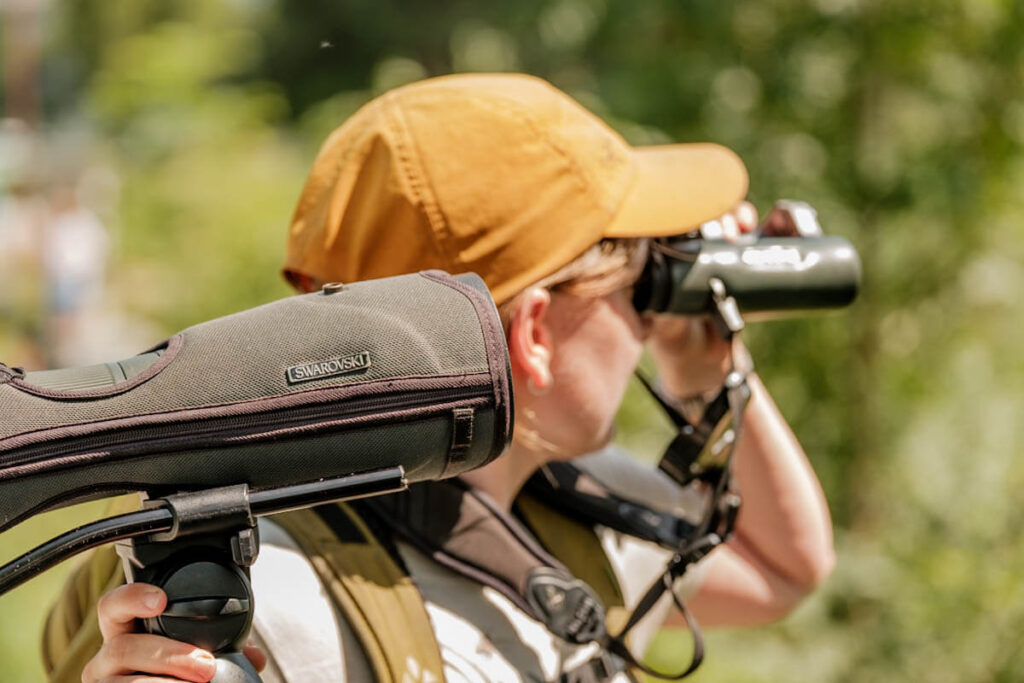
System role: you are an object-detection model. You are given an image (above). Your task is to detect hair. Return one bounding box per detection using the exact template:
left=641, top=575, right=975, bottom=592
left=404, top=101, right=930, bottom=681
left=498, top=237, right=649, bottom=326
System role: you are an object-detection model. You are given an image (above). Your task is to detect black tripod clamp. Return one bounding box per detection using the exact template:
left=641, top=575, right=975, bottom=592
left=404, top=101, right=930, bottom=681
left=116, top=484, right=264, bottom=683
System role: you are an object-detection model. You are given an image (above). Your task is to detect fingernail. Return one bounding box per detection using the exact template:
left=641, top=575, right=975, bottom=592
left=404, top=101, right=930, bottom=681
left=142, top=589, right=162, bottom=611
left=191, top=649, right=217, bottom=674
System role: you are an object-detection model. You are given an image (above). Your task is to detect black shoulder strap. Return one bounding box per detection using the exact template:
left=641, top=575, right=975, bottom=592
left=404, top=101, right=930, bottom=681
left=365, top=480, right=610, bottom=646
left=525, top=462, right=702, bottom=550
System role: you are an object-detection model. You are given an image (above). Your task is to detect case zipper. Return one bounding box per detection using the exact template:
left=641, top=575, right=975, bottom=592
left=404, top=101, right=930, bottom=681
left=0, top=383, right=491, bottom=475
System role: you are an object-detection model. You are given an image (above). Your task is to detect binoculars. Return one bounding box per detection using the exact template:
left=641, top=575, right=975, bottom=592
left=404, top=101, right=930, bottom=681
left=633, top=201, right=861, bottom=318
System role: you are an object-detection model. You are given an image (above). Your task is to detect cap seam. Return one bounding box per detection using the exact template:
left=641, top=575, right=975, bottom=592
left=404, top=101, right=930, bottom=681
left=286, top=100, right=379, bottom=282
left=318, top=121, right=374, bottom=266
left=399, top=84, right=630, bottom=237
left=452, top=89, right=620, bottom=218
left=383, top=91, right=453, bottom=268
left=428, top=89, right=631, bottom=297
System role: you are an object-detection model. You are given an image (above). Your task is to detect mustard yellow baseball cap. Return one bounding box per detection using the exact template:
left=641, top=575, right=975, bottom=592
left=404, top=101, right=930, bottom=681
left=284, top=73, right=748, bottom=304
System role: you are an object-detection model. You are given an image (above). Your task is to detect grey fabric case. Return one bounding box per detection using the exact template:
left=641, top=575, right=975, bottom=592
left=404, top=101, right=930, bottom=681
left=0, top=271, right=513, bottom=532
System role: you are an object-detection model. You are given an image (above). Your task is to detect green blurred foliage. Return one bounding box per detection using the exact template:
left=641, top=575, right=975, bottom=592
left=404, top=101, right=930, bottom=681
left=1, top=0, right=1023, bottom=680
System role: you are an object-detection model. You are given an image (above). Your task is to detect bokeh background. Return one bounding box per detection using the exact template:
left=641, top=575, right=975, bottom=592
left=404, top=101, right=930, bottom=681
left=1, top=1, right=1022, bottom=681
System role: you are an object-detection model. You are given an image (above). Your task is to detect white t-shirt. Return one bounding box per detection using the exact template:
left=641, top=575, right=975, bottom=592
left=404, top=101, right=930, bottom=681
left=249, top=448, right=708, bottom=682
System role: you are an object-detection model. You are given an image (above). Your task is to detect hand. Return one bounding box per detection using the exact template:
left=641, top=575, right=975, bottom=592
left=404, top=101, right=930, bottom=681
left=82, top=583, right=266, bottom=683
left=647, top=316, right=736, bottom=398
left=758, top=202, right=807, bottom=238
left=645, top=201, right=758, bottom=398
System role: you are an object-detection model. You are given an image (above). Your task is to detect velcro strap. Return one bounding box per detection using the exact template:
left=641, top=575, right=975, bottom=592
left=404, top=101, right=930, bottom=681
left=448, top=407, right=475, bottom=464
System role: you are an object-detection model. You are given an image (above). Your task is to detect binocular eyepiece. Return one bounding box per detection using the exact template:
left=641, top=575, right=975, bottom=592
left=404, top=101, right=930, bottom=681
left=632, top=201, right=861, bottom=319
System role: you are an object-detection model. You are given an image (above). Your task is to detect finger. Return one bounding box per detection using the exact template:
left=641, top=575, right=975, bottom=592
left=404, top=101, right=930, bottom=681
left=97, top=584, right=167, bottom=641
left=702, top=317, right=731, bottom=352
left=761, top=207, right=800, bottom=237
left=243, top=641, right=268, bottom=672
left=86, top=633, right=217, bottom=683
left=734, top=201, right=758, bottom=233
left=721, top=213, right=740, bottom=242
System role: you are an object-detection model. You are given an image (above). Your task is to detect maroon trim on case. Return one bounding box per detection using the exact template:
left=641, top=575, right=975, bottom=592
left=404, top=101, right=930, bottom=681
left=0, top=372, right=493, bottom=467
left=10, top=335, right=184, bottom=400
left=419, top=271, right=513, bottom=464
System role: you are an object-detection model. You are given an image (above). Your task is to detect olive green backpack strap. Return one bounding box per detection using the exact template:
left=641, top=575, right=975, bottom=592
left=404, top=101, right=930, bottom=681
left=516, top=491, right=647, bottom=681
left=274, top=503, right=444, bottom=683
left=42, top=496, right=137, bottom=683
left=515, top=492, right=628, bottom=629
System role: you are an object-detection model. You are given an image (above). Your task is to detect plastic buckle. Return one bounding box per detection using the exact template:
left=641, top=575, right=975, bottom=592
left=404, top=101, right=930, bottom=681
left=709, top=277, right=744, bottom=337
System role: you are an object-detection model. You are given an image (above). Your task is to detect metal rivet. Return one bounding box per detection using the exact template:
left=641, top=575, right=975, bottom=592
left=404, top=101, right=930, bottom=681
left=321, top=282, right=345, bottom=295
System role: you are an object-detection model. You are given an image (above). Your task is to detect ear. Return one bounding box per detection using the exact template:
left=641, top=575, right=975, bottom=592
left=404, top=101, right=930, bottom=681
left=507, top=288, right=553, bottom=393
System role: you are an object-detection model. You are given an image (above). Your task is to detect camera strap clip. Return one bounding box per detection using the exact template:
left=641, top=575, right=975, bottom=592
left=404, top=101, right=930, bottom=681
left=708, top=277, right=744, bottom=338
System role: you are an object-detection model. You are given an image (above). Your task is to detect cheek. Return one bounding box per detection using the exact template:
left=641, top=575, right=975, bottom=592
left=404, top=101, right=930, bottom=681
left=557, top=331, right=641, bottom=407
left=546, top=300, right=644, bottom=443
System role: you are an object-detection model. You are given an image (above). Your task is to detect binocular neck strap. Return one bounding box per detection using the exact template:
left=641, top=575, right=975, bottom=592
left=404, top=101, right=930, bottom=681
left=365, top=478, right=719, bottom=680
left=363, top=480, right=610, bottom=646
left=604, top=278, right=752, bottom=680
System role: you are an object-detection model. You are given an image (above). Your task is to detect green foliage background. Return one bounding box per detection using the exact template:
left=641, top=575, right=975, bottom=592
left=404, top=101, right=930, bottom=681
left=1, top=0, right=1023, bottom=680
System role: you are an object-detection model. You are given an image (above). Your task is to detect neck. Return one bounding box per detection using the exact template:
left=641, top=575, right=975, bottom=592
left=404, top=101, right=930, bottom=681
left=458, top=440, right=548, bottom=511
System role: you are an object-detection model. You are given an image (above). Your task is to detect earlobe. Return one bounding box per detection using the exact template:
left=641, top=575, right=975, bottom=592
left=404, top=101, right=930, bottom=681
left=508, top=288, right=554, bottom=395
left=527, top=348, right=553, bottom=396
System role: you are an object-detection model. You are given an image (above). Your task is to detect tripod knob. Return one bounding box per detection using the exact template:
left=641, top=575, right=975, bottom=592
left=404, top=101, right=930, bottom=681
left=146, top=559, right=253, bottom=653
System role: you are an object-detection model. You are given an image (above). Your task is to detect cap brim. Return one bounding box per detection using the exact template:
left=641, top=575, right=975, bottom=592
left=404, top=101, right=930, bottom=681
left=604, top=143, right=749, bottom=238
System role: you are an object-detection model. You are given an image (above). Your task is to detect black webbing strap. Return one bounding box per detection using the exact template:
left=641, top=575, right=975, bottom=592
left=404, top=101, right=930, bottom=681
left=526, top=462, right=702, bottom=551
left=599, top=467, right=741, bottom=679
left=606, top=588, right=706, bottom=680
left=364, top=480, right=610, bottom=646
left=594, top=278, right=751, bottom=680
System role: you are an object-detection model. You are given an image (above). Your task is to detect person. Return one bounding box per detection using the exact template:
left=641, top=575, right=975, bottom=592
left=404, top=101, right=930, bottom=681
left=43, top=185, right=111, bottom=366
left=48, top=73, right=834, bottom=683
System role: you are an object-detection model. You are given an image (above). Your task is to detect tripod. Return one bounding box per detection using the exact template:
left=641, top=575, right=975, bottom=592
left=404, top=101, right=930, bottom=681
left=0, top=467, right=408, bottom=682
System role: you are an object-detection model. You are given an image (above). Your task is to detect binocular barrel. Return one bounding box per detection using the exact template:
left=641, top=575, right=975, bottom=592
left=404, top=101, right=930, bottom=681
left=634, top=236, right=862, bottom=318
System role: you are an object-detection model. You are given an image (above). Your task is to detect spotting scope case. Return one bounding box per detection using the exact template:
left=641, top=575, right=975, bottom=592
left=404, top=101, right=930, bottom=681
left=0, top=270, right=513, bottom=533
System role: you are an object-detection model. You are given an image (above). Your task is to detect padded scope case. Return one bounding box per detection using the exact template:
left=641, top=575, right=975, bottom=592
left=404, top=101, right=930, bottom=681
left=0, top=271, right=513, bottom=533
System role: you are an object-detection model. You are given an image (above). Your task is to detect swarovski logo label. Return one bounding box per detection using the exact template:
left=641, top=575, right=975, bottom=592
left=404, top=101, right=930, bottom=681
left=286, top=351, right=372, bottom=384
